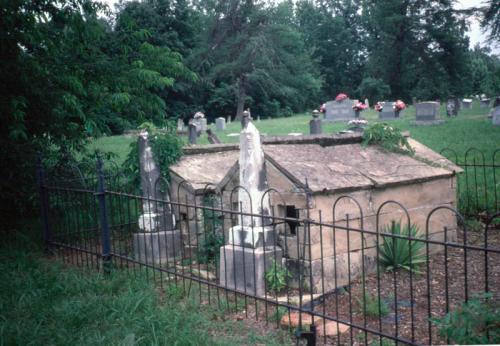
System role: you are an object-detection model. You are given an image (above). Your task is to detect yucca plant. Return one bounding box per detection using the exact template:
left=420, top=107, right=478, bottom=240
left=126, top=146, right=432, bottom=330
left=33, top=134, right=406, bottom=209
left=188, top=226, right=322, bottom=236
left=378, top=222, right=426, bottom=272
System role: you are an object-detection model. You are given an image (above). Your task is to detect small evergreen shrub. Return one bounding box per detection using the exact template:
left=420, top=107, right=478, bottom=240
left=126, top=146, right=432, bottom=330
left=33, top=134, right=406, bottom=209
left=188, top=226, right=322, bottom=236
left=265, top=260, right=293, bottom=293
left=378, top=222, right=426, bottom=272
left=431, top=293, right=500, bottom=344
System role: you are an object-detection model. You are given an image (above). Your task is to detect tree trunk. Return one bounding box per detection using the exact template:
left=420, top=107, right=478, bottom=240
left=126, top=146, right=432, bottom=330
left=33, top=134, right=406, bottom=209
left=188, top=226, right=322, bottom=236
left=235, top=74, right=246, bottom=120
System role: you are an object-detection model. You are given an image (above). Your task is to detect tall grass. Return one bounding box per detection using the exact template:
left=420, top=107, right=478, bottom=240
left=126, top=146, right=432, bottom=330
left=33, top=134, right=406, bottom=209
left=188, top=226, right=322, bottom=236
left=0, top=236, right=290, bottom=345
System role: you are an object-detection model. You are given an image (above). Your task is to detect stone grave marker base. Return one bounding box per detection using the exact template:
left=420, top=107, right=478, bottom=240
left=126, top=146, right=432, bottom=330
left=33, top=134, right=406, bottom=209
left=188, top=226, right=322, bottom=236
left=219, top=245, right=282, bottom=297
left=133, top=230, right=181, bottom=264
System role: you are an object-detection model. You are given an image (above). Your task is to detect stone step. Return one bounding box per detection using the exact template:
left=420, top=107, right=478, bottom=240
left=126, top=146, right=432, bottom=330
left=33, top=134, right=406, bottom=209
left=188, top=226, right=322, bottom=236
left=280, top=312, right=350, bottom=336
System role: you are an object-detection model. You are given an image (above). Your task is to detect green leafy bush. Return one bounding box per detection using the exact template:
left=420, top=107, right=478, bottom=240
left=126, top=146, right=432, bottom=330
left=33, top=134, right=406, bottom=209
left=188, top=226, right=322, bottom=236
left=432, top=293, right=500, bottom=344
left=265, top=260, right=293, bottom=293
left=378, top=222, right=426, bottom=272
left=122, top=122, right=183, bottom=190
left=198, top=195, right=224, bottom=264
left=362, top=123, right=414, bottom=155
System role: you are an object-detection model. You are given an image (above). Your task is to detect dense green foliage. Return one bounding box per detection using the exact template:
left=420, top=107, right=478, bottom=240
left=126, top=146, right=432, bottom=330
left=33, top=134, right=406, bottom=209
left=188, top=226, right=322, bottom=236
left=432, top=293, right=500, bottom=344
left=378, top=222, right=426, bottom=273
left=122, top=122, right=183, bottom=190
left=1, top=0, right=499, bottom=224
left=265, top=259, right=293, bottom=293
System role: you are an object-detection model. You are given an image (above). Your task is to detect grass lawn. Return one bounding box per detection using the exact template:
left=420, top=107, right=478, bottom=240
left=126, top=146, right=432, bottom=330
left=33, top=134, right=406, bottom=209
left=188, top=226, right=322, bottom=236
left=90, top=101, right=499, bottom=165
left=0, top=230, right=291, bottom=346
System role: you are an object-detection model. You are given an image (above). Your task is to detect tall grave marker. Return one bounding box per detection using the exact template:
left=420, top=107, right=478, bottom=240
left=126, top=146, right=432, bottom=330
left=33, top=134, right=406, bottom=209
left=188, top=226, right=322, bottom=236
left=133, top=131, right=181, bottom=264
left=219, top=112, right=282, bottom=296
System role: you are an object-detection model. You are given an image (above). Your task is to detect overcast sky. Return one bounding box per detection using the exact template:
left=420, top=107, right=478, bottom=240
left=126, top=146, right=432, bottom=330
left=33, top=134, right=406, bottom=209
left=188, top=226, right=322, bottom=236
left=102, top=0, right=497, bottom=54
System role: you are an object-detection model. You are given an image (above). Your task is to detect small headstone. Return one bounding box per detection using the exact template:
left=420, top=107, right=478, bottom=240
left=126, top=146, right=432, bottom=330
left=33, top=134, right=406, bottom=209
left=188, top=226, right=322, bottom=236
left=462, top=98, right=473, bottom=109
left=177, top=118, right=184, bottom=132
left=492, top=107, right=500, bottom=126
left=414, top=101, right=444, bottom=125
left=215, top=117, right=226, bottom=131
left=378, top=101, right=403, bottom=119
left=188, top=123, right=197, bottom=144
left=446, top=98, right=459, bottom=117
left=227, top=116, right=231, bottom=124
left=324, top=99, right=356, bottom=122
left=257, top=116, right=261, bottom=122
left=480, top=99, right=491, bottom=108
left=207, top=129, right=221, bottom=144
left=364, top=98, right=370, bottom=108
left=309, top=110, right=322, bottom=135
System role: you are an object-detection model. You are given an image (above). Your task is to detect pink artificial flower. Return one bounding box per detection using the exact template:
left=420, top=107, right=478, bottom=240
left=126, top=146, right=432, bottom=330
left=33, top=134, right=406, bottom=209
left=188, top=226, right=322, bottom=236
left=319, top=103, right=326, bottom=113
left=352, top=101, right=368, bottom=111
left=335, top=93, right=348, bottom=102
left=393, top=100, right=406, bottom=111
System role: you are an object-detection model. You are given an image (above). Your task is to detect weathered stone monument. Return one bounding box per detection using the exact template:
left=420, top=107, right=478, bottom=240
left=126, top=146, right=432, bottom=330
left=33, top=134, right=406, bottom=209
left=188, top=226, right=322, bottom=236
left=188, top=123, right=197, bottom=144
left=133, top=131, right=181, bottom=264
left=310, top=110, right=322, bottom=135
left=177, top=118, right=184, bottom=132
left=215, top=117, right=226, bottom=131
left=364, top=98, right=370, bottom=108
left=492, top=107, right=500, bottom=126
left=324, top=99, right=356, bottom=122
left=192, top=112, right=207, bottom=133
left=219, top=112, right=282, bottom=296
left=480, top=98, right=491, bottom=108
left=414, top=101, right=444, bottom=125
left=446, top=98, right=460, bottom=117
left=462, top=98, right=473, bottom=109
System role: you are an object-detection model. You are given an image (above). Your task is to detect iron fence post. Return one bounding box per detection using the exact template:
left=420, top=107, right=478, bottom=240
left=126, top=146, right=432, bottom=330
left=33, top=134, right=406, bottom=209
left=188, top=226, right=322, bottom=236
left=36, top=154, right=51, bottom=254
left=96, top=157, right=112, bottom=272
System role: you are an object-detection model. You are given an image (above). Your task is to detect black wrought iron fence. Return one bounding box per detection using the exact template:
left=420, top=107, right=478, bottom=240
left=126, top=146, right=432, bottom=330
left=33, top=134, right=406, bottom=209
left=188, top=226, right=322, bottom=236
left=37, top=157, right=500, bottom=345
left=440, top=148, right=500, bottom=217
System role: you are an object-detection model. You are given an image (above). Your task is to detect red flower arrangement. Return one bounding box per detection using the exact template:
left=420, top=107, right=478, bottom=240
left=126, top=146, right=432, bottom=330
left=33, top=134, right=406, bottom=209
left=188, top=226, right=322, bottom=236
left=335, top=93, right=348, bottom=102
left=393, top=100, right=406, bottom=111
left=352, top=101, right=368, bottom=112
left=374, top=102, right=384, bottom=112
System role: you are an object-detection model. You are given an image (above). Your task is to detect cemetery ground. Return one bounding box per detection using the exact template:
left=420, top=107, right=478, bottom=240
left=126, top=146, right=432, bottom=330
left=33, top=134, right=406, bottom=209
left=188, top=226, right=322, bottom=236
left=12, top=101, right=497, bottom=345
left=0, top=225, right=292, bottom=345
left=90, top=102, right=499, bottom=165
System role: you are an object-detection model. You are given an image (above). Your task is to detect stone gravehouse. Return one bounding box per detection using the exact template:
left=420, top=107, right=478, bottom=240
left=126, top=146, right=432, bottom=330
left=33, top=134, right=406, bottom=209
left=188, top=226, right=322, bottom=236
left=414, top=101, right=444, bottom=125
left=324, top=99, right=356, bottom=122
left=170, top=133, right=461, bottom=294
left=133, top=131, right=181, bottom=264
